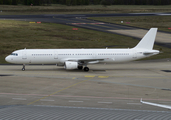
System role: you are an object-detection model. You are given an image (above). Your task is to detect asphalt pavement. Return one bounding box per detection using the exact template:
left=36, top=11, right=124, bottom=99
left=1, top=12, right=171, bottom=48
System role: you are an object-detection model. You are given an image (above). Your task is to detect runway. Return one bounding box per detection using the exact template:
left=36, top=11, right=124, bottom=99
left=1, top=13, right=171, bottom=47
left=0, top=59, right=171, bottom=119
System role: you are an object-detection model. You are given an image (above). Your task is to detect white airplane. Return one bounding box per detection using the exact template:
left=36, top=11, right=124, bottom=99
left=5, top=28, right=159, bottom=72
left=141, top=98, right=171, bottom=110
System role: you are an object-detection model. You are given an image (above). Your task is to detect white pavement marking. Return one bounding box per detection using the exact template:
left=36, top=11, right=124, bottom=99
left=40, top=99, right=55, bottom=102
left=98, top=102, right=113, bottom=104
left=12, top=98, right=27, bottom=100
left=69, top=100, right=84, bottom=103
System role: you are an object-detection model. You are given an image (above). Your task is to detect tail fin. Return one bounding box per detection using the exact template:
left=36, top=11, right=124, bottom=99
left=134, top=28, right=158, bottom=50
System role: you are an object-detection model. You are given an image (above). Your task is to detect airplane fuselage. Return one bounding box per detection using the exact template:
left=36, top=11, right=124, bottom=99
left=6, top=48, right=158, bottom=65
left=5, top=28, right=160, bottom=71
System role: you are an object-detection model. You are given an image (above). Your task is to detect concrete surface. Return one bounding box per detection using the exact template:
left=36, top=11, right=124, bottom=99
left=0, top=59, right=171, bottom=111
left=0, top=105, right=171, bottom=120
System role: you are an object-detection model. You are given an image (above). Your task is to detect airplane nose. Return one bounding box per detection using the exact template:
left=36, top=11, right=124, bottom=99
left=5, top=56, right=10, bottom=63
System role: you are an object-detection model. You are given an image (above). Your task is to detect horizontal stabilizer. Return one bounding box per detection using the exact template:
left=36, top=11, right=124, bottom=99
left=143, top=51, right=159, bottom=55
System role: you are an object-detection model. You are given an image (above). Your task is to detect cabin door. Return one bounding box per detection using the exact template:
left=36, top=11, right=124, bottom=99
left=22, top=50, right=27, bottom=59
left=54, top=51, right=58, bottom=59
left=133, top=50, right=137, bottom=59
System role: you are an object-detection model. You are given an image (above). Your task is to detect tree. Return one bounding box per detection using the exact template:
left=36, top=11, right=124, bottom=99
left=76, top=0, right=82, bottom=5
left=0, top=0, right=3, bottom=4
left=85, top=0, right=89, bottom=5
left=33, top=0, right=41, bottom=5
left=3, top=0, right=12, bottom=4
left=12, top=0, right=18, bottom=5
left=100, top=0, right=113, bottom=5
left=72, top=0, right=77, bottom=5
left=93, top=0, right=101, bottom=5
left=66, top=0, right=71, bottom=5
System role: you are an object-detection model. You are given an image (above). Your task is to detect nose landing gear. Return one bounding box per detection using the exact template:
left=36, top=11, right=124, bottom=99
left=22, top=64, right=25, bottom=71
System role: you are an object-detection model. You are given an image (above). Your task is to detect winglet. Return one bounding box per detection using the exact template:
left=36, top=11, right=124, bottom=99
left=134, top=28, right=158, bottom=50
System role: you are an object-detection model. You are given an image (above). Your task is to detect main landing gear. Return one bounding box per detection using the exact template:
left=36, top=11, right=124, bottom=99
left=78, top=66, right=89, bottom=72
left=22, top=64, right=25, bottom=71
left=78, top=66, right=83, bottom=70
left=84, top=67, right=89, bottom=72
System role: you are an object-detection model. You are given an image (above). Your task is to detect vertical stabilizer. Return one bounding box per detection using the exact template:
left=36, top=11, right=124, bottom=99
left=134, top=28, right=158, bottom=50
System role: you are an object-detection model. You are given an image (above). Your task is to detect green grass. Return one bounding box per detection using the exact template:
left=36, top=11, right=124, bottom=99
left=89, top=16, right=171, bottom=32
left=0, top=4, right=171, bottom=15
left=0, top=20, right=171, bottom=63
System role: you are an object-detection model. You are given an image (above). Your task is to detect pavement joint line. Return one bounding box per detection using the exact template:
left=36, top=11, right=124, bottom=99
left=127, top=103, right=142, bottom=105
left=12, top=98, right=27, bottom=100
left=40, top=99, right=55, bottom=102
left=2, top=93, right=171, bottom=101
left=84, top=75, right=95, bottom=78
left=27, top=77, right=93, bottom=105
left=109, top=75, right=169, bottom=79
left=14, top=74, right=87, bottom=81
left=5, top=74, right=171, bottom=80
left=92, top=79, right=169, bottom=89
left=98, top=102, right=113, bottom=104
left=69, top=100, right=84, bottom=103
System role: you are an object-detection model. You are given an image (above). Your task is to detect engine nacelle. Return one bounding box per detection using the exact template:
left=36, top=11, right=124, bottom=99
left=64, top=61, right=78, bottom=70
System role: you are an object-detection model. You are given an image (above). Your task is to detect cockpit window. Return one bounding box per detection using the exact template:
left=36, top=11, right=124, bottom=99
left=11, top=53, right=18, bottom=56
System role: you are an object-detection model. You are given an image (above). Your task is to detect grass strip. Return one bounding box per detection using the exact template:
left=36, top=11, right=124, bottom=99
left=0, top=20, right=170, bottom=63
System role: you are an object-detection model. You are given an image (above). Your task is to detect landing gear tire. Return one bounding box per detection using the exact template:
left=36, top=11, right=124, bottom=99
left=78, top=66, right=83, bottom=70
left=22, top=65, right=25, bottom=71
left=84, top=67, right=89, bottom=72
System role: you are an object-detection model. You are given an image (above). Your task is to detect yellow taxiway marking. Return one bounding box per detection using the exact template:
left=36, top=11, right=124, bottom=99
left=27, top=78, right=93, bottom=105
left=72, top=77, right=76, bottom=79
left=29, top=22, right=35, bottom=23
left=98, top=76, right=109, bottom=78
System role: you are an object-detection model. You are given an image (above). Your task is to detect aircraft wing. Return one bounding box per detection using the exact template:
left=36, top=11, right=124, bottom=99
left=67, top=58, right=105, bottom=64
left=140, top=98, right=171, bottom=110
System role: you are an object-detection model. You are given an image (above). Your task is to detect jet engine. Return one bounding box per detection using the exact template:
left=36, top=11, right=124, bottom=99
left=64, top=61, right=78, bottom=70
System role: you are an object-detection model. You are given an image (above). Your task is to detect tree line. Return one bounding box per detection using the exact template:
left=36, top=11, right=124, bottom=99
left=0, top=0, right=170, bottom=5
